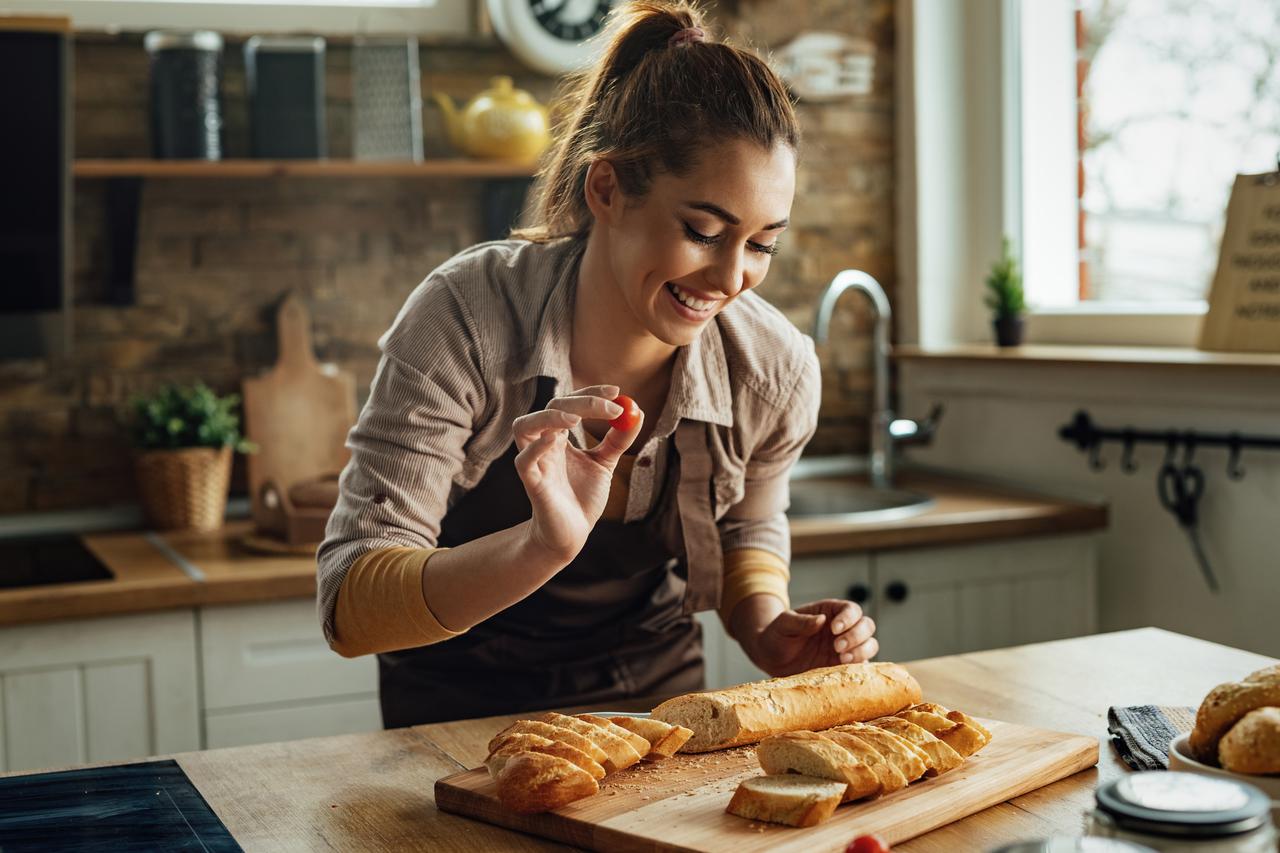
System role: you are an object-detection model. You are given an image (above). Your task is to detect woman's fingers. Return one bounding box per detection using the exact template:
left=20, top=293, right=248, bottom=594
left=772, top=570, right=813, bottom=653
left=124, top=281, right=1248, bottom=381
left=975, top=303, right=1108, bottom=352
left=513, top=429, right=561, bottom=486
left=833, top=615, right=876, bottom=662
left=587, top=407, right=644, bottom=467
left=841, top=636, right=879, bottom=663
left=546, top=393, right=624, bottom=422
left=513, top=408, right=581, bottom=450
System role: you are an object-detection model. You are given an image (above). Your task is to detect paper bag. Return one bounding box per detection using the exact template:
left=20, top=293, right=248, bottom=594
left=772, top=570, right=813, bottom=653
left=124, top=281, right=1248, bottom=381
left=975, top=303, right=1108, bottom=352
left=1198, top=171, right=1280, bottom=352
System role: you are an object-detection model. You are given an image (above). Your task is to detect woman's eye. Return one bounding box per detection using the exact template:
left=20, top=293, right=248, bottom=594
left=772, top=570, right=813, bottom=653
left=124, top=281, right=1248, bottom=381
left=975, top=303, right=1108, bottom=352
left=683, top=224, right=780, bottom=256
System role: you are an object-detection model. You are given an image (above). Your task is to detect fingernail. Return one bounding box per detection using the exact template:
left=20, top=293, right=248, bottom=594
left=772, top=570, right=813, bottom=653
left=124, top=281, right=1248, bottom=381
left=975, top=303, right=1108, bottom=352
left=567, top=414, right=581, bottom=424
left=835, top=638, right=847, bottom=652
left=840, top=653, right=853, bottom=663
left=606, top=402, right=623, bottom=417
left=832, top=621, right=844, bottom=633
left=604, top=385, right=620, bottom=396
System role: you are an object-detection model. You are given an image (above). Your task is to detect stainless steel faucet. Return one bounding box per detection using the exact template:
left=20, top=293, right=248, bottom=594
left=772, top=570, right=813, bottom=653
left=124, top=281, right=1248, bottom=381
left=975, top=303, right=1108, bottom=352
left=813, top=269, right=942, bottom=489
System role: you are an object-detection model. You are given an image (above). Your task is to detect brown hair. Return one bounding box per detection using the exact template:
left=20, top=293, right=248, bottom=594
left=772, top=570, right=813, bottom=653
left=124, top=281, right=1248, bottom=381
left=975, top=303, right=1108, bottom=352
left=510, top=0, right=800, bottom=243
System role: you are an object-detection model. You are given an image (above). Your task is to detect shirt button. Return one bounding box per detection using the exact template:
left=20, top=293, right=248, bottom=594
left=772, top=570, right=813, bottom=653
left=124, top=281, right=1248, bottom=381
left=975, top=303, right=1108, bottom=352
left=372, top=494, right=388, bottom=505
left=637, top=456, right=653, bottom=468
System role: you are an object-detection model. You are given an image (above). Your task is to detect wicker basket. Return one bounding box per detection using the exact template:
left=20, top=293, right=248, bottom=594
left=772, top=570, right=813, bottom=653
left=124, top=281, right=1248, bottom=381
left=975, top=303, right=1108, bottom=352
left=134, top=445, right=233, bottom=532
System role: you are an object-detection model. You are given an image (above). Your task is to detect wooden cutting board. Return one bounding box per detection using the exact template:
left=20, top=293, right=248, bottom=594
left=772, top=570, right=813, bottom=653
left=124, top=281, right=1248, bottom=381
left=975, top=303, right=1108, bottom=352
left=435, top=718, right=1098, bottom=852
left=241, top=293, right=356, bottom=535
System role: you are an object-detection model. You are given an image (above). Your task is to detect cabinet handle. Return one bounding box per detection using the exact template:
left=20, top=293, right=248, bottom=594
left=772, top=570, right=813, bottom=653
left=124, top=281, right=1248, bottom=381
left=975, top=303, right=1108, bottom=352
left=885, top=581, right=909, bottom=603
left=845, top=583, right=870, bottom=604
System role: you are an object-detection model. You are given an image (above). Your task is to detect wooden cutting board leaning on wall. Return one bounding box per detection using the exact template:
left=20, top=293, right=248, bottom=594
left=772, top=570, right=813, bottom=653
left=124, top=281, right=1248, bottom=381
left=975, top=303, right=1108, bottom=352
left=242, top=293, right=356, bottom=548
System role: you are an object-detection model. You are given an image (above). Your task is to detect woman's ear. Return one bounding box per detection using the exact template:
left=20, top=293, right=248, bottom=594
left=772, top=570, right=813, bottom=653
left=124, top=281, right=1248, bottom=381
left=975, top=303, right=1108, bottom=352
left=583, top=158, right=624, bottom=227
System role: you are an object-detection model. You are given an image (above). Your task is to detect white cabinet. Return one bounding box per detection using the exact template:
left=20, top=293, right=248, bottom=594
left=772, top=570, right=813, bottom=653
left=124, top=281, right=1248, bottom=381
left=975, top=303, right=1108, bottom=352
left=795, top=534, right=1098, bottom=663
left=0, top=610, right=200, bottom=773
left=198, top=599, right=381, bottom=748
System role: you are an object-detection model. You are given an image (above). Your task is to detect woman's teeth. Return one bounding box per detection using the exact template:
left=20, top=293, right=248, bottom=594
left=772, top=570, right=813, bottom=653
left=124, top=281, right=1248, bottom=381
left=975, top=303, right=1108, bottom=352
left=667, top=283, right=718, bottom=312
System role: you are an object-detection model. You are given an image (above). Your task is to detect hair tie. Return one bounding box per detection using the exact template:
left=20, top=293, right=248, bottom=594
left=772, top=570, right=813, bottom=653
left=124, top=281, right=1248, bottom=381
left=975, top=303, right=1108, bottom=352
left=668, top=26, right=705, bottom=48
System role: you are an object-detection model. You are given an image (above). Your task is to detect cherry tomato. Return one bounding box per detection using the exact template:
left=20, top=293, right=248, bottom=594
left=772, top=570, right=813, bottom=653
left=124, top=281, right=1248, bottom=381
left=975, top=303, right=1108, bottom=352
left=608, top=394, right=642, bottom=432
left=845, top=834, right=891, bottom=853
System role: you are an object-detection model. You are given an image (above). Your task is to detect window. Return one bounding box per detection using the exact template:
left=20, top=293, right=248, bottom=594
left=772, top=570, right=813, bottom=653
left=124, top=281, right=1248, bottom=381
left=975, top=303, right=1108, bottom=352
left=36, top=0, right=469, bottom=36
left=1019, top=0, right=1280, bottom=310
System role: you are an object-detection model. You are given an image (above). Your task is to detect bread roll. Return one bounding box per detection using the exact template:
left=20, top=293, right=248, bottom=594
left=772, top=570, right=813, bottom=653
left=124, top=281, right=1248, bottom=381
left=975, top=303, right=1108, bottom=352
left=495, top=751, right=598, bottom=814
left=756, top=731, right=881, bottom=802
left=651, top=662, right=922, bottom=752
left=608, top=716, right=693, bottom=759
left=1191, top=675, right=1280, bottom=764
left=726, top=775, right=846, bottom=827
left=1218, top=706, right=1280, bottom=775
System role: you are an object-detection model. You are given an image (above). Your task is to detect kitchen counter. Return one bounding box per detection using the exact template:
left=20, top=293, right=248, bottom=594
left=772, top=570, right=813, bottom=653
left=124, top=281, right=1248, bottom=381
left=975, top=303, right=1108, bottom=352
left=0, top=469, right=1106, bottom=628
left=3, top=628, right=1269, bottom=851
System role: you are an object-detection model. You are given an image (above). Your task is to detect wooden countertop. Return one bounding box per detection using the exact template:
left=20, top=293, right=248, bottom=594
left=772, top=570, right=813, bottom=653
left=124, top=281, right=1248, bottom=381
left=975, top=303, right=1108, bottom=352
left=7, top=628, right=1270, bottom=850
left=0, top=471, right=1106, bottom=628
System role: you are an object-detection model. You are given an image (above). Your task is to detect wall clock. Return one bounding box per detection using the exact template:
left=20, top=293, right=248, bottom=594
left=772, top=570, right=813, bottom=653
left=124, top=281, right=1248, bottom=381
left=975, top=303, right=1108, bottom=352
left=487, top=0, right=616, bottom=76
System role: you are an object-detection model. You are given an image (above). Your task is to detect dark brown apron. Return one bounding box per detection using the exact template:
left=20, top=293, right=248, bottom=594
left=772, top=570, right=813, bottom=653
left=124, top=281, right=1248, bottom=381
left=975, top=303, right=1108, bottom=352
left=378, top=376, right=708, bottom=727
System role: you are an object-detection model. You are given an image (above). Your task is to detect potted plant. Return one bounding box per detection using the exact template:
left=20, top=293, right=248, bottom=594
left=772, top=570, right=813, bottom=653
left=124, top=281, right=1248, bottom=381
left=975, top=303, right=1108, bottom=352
left=129, top=382, right=257, bottom=532
left=985, top=236, right=1027, bottom=347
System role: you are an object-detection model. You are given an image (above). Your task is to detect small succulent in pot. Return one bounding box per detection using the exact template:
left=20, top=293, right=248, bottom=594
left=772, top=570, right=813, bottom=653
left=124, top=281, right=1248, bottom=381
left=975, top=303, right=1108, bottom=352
left=128, top=382, right=257, bottom=532
left=985, top=236, right=1026, bottom=347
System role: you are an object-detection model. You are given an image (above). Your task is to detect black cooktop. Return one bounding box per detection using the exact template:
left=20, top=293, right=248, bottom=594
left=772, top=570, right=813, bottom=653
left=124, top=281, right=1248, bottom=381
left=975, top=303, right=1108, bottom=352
left=0, top=533, right=114, bottom=589
left=0, top=759, right=241, bottom=852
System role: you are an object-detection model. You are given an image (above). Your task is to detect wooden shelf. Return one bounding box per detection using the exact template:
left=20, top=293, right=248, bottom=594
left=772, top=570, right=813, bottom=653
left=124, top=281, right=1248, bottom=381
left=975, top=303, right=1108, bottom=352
left=894, top=344, right=1280, bottom=374
left=73, top=158, right=539, bottom=179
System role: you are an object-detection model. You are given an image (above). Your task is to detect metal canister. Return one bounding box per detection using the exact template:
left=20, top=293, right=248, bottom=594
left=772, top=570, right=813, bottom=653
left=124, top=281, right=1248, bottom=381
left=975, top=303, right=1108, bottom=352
left=1087, top=772, right=1277, bottom=852
left=144, top=30, right=223, bottom=159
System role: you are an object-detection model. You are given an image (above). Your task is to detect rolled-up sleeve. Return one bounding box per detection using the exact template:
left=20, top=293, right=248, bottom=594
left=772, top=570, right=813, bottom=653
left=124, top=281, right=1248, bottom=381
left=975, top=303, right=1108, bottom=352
left=717, top=342, right=821, bottom=564
left=316, top=274, right=487, bottom=646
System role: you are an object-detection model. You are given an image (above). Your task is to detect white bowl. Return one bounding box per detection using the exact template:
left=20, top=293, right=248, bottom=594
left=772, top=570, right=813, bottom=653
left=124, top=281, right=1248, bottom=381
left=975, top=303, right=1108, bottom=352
left=1168, top=731, right=1280, bottom=821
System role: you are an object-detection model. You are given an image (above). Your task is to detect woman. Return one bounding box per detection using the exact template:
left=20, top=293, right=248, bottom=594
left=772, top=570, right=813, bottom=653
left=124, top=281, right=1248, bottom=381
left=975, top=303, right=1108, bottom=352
left=317, top=0, right=878, bottom=728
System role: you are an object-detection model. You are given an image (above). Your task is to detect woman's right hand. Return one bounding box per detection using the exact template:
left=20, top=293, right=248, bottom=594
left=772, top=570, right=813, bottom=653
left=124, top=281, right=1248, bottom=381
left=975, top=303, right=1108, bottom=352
left=512, top=384, right=643, bottom=566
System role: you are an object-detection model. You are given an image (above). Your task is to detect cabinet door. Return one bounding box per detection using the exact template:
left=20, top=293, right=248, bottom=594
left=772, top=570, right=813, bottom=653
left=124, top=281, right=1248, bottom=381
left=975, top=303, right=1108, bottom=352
left=0, top=610, right=199, bottom=772
left=871, top=535, right=1098, bottom=662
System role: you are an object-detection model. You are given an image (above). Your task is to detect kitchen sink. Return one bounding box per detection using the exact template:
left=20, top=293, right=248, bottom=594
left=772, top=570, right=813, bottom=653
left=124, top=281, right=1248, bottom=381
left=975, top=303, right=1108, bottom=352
left=787, top=456, right=934, bottom=523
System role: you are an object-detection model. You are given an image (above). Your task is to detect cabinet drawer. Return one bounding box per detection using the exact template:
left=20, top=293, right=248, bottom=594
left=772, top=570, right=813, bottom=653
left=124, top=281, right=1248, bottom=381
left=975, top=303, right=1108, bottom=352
left=199, top=599, right=377, bottom=711
left=204, top=695, right=382, bottom=749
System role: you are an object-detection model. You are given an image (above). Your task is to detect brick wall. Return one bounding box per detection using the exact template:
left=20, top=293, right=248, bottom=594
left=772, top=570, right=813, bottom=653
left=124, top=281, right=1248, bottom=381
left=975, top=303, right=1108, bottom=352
left=0, top=0, right=895, bottom=514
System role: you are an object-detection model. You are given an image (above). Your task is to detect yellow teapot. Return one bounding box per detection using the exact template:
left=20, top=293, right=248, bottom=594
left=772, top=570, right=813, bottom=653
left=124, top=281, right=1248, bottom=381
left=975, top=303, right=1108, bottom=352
left=432, top=76, right=551, bottom=162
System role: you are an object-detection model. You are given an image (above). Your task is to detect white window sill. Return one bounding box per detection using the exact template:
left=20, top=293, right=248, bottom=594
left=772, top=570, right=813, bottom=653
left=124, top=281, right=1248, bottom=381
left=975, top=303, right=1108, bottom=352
left=894, top=343, right=1280, bottom=374
left=1019, top=301, right=1207, bottom=348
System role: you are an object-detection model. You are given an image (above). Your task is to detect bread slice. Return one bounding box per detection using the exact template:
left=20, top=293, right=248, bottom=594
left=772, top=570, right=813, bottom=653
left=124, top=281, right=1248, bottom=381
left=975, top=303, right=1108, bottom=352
left=485, top=732, right=606, bottom=781
left=868, top=716, right=964, bottom=777
left=574, top=714, right=652, bottom=758
left=756, top=731, right=880, bottom=802
left=896, top=709, right=986, bottom=758
left=911, top=702, right=993, bottom=745
left=540, top=711, right=642, bottom=772
left=495, top=751, right=599, bottom=814
left=608, top=716, right=694, bottom=759
left=1219, top=706, right=1280, bottom=774
left=818, top=730, right=907, bottom=796
left=651, top=662, right=922, bottom=752
left=726, top=774, right=846, bottom=827
left=488, top=720, right=609, bottom=767
left=829, top=722, right=929, bottom=783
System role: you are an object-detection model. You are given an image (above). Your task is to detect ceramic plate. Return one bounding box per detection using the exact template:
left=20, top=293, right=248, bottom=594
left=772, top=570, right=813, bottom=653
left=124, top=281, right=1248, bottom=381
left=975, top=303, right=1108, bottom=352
left=1168, top=731, right=1280, bottom=821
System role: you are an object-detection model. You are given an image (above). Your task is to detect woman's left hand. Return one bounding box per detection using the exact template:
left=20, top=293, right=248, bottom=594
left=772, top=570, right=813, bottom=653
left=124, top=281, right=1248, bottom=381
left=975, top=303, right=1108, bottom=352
left=746, top=599, right=878, bottom=677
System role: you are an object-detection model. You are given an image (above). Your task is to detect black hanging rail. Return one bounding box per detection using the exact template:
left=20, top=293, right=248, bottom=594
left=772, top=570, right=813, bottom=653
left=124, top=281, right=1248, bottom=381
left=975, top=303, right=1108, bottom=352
left=1059, top=410, right=1280, bottom=479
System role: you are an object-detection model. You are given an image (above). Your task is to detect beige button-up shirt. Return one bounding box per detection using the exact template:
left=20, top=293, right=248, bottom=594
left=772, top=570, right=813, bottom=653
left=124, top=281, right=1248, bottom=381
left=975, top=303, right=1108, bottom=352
left=317, top=235, right=820, bottom=644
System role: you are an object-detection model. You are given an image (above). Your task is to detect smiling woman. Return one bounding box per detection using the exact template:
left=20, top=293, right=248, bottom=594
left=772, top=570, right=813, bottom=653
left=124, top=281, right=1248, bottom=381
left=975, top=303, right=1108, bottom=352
left=316, top=0, right=879, bottom=729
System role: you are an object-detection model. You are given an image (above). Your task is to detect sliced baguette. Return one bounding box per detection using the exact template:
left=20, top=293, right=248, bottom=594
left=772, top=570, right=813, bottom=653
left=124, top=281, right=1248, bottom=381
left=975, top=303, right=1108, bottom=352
left=895, top=709, right=986, bottom=758
left=868, top=716, right=964, bottom=776
left=726, top=774, right=846, bottom=827
left=574, top=714, right=652, bottom=758
left=540, top=711, right=642, bottom=772
left=487, top=720, right=608, bottom=767
left=495, top=751, right=598, bottom=814
left=651, top=662, right=922, bottom=752
left=485, top=733, right=605, bottom=781
left=608, top=716, right=694, bottom=760
left=911, top=702, right=993, bottom=745
left=756, top=731, right=880, bottom=802
left=829, top=722, right=929, bottom=783
left=818, top=730, right=906, bottom=796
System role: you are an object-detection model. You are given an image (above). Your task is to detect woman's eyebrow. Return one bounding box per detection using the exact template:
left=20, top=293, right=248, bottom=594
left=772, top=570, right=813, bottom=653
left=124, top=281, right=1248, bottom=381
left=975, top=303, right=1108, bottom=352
left=683, top=201, right=789, bottom=231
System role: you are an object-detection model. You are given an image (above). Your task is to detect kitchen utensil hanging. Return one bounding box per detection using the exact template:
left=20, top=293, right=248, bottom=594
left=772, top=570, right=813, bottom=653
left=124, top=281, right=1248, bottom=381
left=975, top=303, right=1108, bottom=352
left=1059, top=410, right=1280, bottom=593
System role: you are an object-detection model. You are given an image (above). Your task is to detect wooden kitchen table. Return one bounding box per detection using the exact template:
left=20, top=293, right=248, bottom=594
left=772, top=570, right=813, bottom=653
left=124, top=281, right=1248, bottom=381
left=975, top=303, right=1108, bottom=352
left=51, top=628, right=1280, bottom=851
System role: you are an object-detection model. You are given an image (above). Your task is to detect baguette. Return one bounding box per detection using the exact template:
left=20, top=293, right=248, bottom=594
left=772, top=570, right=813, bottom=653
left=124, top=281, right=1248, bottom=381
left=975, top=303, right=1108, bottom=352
left=868, top=716, right=963, bottom=776
left=574, top=714, right=652, bottom=758
left=829, top=722, right=929, bottom=783
left=485, top=733, right=605, bottom=781
left=540, top=712, right=642, bottom=772
left=488, top=720, right=608, bottom=766
left=651, top=662, right=922, bottom=752
left=911, top=702, right=993, bottom=744
left=495, top=751, right=598, bottom=814
left=818, top=730, right=906, bottom=796
left=895, top=709, right=987, bottom=758
left=756, top=731, right=881, bottom=802
left=608, top=716, right=693, bottom=760
left=726, top=775, right=847, bottom=827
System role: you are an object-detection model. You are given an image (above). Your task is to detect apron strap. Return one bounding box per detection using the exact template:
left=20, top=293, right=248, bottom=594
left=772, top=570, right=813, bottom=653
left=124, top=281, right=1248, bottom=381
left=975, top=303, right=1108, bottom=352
left=674, top=420, right=723, bottom=614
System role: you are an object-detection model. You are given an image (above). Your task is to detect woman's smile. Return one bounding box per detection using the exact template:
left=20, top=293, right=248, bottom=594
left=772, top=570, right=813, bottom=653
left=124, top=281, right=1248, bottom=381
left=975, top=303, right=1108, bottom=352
left=664, top=281, right=724, bottom=322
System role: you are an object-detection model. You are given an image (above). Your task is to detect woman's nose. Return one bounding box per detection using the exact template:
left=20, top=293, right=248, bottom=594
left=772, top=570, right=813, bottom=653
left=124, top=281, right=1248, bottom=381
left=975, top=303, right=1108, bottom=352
left=705, top=246, right=747, bottom=298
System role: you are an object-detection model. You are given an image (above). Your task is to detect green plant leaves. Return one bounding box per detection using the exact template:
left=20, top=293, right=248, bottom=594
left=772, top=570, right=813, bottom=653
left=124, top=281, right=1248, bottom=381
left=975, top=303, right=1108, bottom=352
left=128, top=382, right=258, bottom=453
left=985, top=235, right=1026, bottom=318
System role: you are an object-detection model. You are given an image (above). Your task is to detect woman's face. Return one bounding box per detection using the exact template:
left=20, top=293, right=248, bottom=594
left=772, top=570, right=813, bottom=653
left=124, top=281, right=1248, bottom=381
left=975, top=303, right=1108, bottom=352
left=595, top=138, right=796, bottom=348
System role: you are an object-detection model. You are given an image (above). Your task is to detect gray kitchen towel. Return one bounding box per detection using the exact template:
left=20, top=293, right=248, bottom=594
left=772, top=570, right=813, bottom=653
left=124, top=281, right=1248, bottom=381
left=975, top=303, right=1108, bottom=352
left=1107, top=705, right=1197, bottom=771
